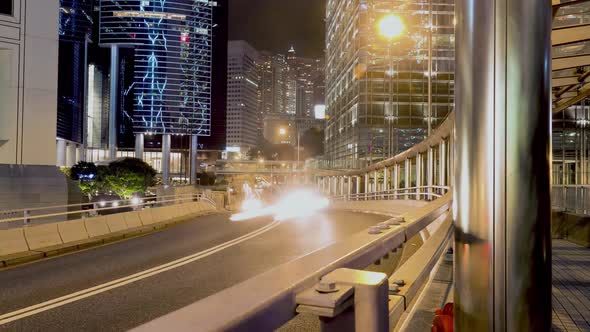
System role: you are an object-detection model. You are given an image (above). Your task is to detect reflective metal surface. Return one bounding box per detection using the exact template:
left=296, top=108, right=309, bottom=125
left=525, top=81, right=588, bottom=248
left=162, top=134, right=171, bottom=186
left=455, top=0, right=552, bottom=330
left=109, top=45, right=119, bottom=160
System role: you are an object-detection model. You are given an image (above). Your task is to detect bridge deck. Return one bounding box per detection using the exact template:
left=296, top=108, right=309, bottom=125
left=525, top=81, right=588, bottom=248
left=403, top=239, right=590, bottom=332
left=552, top=240, right=590, bottom=332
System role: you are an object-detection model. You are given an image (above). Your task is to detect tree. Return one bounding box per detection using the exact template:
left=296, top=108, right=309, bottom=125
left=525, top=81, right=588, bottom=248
left=104, top=158, right=157, bottom=199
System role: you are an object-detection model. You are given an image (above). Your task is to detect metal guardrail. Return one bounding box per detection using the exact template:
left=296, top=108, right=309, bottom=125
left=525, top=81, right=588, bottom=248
left=0, top=193, right=216, bottom=226
left=134, top=193, right=453, bottom=332
left=331, top=186, right=452, bottom=202
left=552, top=185, right=590, bottom=215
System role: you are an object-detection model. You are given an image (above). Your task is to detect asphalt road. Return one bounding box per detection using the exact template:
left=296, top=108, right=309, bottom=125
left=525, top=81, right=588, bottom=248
left=0, top=210, right=386, bottom=331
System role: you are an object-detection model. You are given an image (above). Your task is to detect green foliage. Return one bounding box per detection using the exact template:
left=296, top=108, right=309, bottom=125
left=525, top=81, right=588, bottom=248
left=70, top=159, right=156, bottom=199
left=104, top=158, right=157, bottom=199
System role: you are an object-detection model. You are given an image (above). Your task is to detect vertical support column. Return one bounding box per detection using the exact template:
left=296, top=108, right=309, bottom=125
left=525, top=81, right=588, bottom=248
left=190, top=135, right=199, bottom=185
left=56, top=139, right=67, bottom=167
left=162, top=134, right=171, bottom=186
left=455, top=0, right=552, bottom=330
left=439, top=140, right=446, bottom=189
left=135, top=133, right=144, bottom=160
left=393, top=164, right=399, bottom=199
left=364, top=173, right=369, bottom=198
left=373, top=170, right=378, bottom=194
left=357, top=176, right=361, bottom=195
left=348, top=176, right=353, bottom=198
left=427, top=147, right=433, bottom=200
left=404, top=159, right=410, bottom=200
left=383, top=167, right=389, bottom=193
left=109, top=45, right=119, bottom=161
left=340, top=176, right=345, bottom=197
left=415, top=155, right=422, bottom=200
left=67, top=143, right=77, bottom=167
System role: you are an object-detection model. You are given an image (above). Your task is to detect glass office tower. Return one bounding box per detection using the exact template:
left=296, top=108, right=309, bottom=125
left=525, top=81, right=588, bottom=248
left=99, top=0, right=212, bottom=136
left=325, top=0, right=455, bottom=169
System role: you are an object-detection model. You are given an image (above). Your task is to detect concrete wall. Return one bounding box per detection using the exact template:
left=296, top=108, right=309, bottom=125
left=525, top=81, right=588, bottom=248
left=0, top=0, right=59, bottom=166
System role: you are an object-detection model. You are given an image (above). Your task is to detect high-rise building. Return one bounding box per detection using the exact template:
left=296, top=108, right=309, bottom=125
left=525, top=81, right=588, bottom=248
left=286, top=47, right=325, bottom=119
left=0, top=0, right=59, bottom=166
left=259, top=52, right=288, bottom=115
left=226, top=41, right=260, bottom=152
left=325, top=0, right=455, bottom=168
left=98, top=0, right=213, bottom=184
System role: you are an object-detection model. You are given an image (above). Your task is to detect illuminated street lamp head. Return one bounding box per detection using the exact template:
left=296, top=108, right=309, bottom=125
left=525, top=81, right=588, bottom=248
left=378, top=14, right=405, bottom=40
left=279, top=128, right=287, bottom=136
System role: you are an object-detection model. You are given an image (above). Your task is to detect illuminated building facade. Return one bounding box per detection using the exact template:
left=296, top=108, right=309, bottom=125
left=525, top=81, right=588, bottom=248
left=325, top=0, right=455, bottom=169
left=99, top=0, right=213, bottom=184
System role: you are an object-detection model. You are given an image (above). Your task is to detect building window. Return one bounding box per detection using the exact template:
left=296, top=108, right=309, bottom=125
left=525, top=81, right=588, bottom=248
left=0, top=0, right=12, bottom=15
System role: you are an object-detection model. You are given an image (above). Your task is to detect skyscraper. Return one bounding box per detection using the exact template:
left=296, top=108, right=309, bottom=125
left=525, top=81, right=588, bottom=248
left=99, top=0, right=213, bottom=184
left=56, top=0, right=94, bottom=166
left=325, top=0, right=455, bottom=168
left=226, top=41, right=260, bottom=152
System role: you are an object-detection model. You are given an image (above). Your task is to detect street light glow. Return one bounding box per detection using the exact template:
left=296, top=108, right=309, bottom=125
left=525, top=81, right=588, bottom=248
left=378, top=14, right=405, bottom=40
left=279, top=128, right=287, bottom=136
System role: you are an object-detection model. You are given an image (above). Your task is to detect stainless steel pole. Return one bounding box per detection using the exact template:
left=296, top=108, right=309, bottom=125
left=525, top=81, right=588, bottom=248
left=135, top=133, right=144, bottom=160
left=427, top=0, right=433, bottom=137
left=455, top=0, right=552, bottom=330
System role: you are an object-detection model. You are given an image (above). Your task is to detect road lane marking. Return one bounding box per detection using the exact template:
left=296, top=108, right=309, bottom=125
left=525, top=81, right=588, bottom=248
left=0, top=220, right=281, bottom=325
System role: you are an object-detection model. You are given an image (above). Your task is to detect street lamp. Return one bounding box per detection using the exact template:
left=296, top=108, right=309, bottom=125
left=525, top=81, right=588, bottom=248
left=378, top=14, right=405, bottom=40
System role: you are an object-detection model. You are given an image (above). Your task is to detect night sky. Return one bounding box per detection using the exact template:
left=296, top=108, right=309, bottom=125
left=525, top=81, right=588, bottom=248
left=228, top=0, right=326, bottom=58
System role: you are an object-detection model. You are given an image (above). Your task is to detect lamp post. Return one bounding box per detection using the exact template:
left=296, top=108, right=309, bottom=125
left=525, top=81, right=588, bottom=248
left=378, top=14, right=405, bottom=158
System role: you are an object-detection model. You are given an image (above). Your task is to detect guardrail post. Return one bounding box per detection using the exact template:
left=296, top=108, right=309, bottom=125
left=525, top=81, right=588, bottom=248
left=23, top=210, right=30, bottom=225
left=393, top=164, right=399, bottom=199
left=297, top=268, right=389, bottom=332
left=364, top=173, right=369, bottom=200
left=427, top=147, right=434, bottom=200
left=383, top=167, right=389, bottom=199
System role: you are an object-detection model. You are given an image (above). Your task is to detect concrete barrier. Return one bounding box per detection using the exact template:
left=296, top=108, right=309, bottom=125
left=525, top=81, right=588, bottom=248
left=0, top=228, right=29, bottom=256
left=138, top=209, right=155, bottom=226
left=58, top=219, right=89, bottom=244
left=84, top=216, right=110, bottom=238
left=123, top=212, right=143, bottom=229
left=24, top=224, right=64, bottom=251
left=188, top=202, right=202, bottom=214
left=105, top=214, right=128, bottom=233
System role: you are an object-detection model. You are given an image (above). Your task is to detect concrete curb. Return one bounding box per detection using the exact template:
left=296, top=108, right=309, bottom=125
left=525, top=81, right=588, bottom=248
left=0, top=205, right=222, bottom=268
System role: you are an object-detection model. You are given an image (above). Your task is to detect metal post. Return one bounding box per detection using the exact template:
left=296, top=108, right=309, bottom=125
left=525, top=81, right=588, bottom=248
left=393, top=164, right=399, bottom=199
left=364, top=173, right=369, bottom=198
left=404, top=159, right=410, bottom=200
left=427, top=147, right=433, bottom=200
left=383, top=167, right=389, bottom=193
left=135, top=133, right=144, bottom=160
left=348, top=176, right=353, bottom=199
left=373, top=170, right=378, bottom=194
left=109, top=45, right=119, bottom=161
left=190, top=135, right=199, bottom=185
left=162, top=134, right=171, bottom=186
left=415, top=155, right=421, bottom=200
left=455, top=0, right=552, bottom=330
left=427, top=0, right=433, bottom=136
left=340, top=176, right=345, bottom=197
left=439, top=140, right=446, bottom=189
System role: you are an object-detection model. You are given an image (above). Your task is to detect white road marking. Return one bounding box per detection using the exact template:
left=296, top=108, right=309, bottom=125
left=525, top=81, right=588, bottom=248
left=0, top=220, right=281, bottom=325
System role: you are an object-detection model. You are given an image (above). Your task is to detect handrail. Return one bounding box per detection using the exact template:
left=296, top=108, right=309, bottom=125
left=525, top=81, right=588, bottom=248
left=331, top=186, right=452, bottom=202
left=134, top=193, right=452, bottom=332
left=0, top=193, right=215, bottom=225
left=314, top=112, right=454, bottom=177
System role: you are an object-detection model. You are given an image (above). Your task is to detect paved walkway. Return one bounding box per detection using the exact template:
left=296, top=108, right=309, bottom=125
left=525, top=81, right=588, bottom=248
left=552, top=240, right=590, bottom=332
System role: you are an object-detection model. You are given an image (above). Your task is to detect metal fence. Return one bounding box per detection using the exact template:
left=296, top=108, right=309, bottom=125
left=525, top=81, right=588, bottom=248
left=552, top=185, right=590, bottom=215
